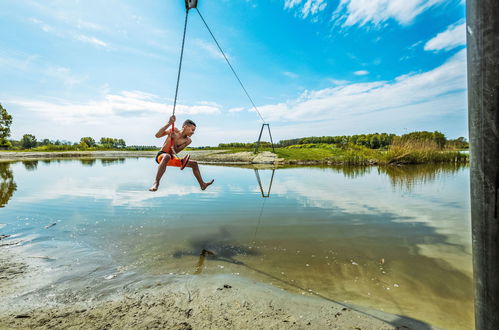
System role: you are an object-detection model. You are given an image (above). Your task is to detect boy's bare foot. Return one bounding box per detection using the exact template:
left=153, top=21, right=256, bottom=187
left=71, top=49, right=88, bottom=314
left=149, top=182, right=159, bottom=192
left=201, top=179, right=214, bottom=191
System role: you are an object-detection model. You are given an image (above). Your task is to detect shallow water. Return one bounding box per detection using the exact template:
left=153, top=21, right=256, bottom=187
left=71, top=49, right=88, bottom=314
left=0, top=159, right=472, bottom=329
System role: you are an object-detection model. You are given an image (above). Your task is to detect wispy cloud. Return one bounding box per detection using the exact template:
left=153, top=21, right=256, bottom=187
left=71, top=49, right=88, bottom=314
left=253, top=50, right=466, bottom=126
left=284, top=0, right=303, bottom=9
left=354, top=70, right=369, bottom=76
left=74, top=34, right=108, bottom=47
left=328, top=78, right=350, bottom=86
left=28, top=17, right=109, bottom=48
left=284, top=0, right=328, bottom=20
left=6, top=91, right=221, bottom=125
left=424, top=21, right=466, bottom=52
left=333, top=0, right=445, bottom=28
left=28, top=17, right=54, bottom=33
left=192, top=39, right=228, bottom=61
left=282, top=71, right=299, bottom=79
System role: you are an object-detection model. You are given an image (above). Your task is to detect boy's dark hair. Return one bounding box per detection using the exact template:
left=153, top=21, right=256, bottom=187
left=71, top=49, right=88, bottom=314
left=183, top=119, right=196, bottom=127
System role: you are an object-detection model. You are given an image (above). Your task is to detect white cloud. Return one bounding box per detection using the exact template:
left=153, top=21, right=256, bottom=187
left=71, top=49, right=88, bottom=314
left=284, top=0, right=327, bottom=19
left=302, top=0, right=327, bottom=18
left=28, top=17, right=109, bottom=48
left=28, top=17, right=54, bottom=33
left=333, top=0, right=444, bottom=28
left=6, top=91, right=221, bottom=125
left=282, top=71, right=299, bottom=79
left=424, top=21, right=466, bottom=52
left=354, top=70, right=369, bottom=76
left=252, top=49, right=466, bottom=126
left=74, top=34, right=108, bottom=47
left=193, top=39, right=228, bottom=61
left=284, top=0, right=303, bottom=9
left=328, top=78, right=350, bottom=85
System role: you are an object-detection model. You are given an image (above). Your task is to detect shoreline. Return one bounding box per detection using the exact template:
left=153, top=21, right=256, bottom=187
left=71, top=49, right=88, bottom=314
left=0, top=150, right=469, bottom=166
left=0, top=150, right=280, bottom=165
left=0, top=237, right=433, bottom=329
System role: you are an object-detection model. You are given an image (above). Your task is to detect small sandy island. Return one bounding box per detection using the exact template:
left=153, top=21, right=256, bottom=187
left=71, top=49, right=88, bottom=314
left=0, top=236, right=433, bottom=330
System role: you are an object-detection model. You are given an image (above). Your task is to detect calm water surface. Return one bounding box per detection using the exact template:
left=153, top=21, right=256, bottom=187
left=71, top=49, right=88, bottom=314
left=0, top=159, right=472, bottom=329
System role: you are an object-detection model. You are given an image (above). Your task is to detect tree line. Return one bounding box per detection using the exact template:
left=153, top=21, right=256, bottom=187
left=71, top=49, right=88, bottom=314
left=0, top=103, right=156, bottom=151
left=220, top=131, right=469, bottom=150
left=10, top=135, right=130, bottom=150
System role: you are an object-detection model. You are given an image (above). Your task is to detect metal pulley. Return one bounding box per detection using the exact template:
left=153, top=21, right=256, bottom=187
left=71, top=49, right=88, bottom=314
left=185, top=0, right=198, bottom=11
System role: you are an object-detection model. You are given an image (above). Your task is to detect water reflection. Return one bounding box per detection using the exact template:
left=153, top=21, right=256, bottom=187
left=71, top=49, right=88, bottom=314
left=0, top=162, right=17, bottom=207
left=378, top=163, right=467, bottom=191
left=328, top=165, right=371, bottom=179
left=0, top=159, right=471, bottom=329
left=22, top=160, right=38, bottom=171
left=80, top=159, right=97, bottom=167
left=254, top=169, right=275, bottom=198
left=100, top=158, right=125, bottom=166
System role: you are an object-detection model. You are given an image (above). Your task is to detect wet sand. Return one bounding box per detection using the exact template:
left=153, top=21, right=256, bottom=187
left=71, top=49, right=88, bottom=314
left=0, top=237, right=432, bottom=330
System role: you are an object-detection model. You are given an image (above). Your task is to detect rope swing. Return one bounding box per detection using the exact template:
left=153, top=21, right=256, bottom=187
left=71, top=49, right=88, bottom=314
left=171, top=0, right=275, bottom=152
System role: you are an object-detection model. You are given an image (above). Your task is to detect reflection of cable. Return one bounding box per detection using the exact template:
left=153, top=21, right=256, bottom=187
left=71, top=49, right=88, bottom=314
left=253, top=198, right=267, bottom=242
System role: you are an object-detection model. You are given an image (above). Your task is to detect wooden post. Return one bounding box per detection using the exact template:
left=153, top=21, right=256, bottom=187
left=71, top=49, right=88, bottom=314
left=467, top=0, right=499, bottom=328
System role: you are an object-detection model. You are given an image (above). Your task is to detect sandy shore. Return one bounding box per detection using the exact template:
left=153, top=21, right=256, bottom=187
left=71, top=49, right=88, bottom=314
left=0, top=235, right=432, bottom=330
left=0, top=150, right=281, bottom=165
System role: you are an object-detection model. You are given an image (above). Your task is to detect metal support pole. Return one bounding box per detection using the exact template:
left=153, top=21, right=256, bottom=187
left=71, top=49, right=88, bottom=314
left=255, top=124, right=276, bottom=153
left=267, top=124, right=275, bottom=153
left=255, top=124, right=265, bottom=153
left=254, top=169, right=275, bottom=198
left=467, top=0, right=499, bottom=328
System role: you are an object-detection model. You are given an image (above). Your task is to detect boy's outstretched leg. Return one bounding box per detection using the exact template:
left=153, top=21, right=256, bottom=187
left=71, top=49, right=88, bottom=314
left=149, top=154, right=171, bottom=191
left=186, top=160, right=214, bottom=190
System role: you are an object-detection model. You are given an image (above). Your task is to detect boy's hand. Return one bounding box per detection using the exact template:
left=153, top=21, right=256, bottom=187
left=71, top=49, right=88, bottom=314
left=168, top=115, right=176, bottom=124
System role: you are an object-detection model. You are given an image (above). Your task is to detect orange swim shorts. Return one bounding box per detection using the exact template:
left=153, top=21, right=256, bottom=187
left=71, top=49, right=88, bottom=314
left=155, top=151, right=182, bottom=167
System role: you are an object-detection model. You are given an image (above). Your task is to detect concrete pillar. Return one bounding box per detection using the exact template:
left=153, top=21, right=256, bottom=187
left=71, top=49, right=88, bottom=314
left=467, top=0, right=499, bottom=328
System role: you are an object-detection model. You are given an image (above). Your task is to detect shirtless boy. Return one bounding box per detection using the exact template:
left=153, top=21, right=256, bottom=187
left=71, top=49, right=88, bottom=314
left=149, top=115, right=214, bottom=192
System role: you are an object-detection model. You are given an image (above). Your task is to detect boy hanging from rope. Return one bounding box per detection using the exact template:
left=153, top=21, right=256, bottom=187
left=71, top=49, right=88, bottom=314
left=149, top=115, right=214, bottom=192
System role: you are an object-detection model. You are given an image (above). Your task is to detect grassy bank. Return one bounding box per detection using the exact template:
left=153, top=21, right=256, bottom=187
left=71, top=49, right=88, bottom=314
left=208, top=141, right=469, bottom=165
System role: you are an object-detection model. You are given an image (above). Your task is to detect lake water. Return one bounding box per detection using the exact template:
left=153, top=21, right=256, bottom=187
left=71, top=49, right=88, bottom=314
left=0, top=158, right=473, bottom=329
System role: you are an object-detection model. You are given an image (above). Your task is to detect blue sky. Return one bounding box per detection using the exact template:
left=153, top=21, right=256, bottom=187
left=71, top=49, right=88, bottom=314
left=0, top=0, right=467, bottom=147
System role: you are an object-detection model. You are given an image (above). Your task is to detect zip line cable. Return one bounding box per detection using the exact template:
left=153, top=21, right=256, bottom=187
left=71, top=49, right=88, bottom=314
left=195, top=8, right=266, bottom=124
left=172, top=10, right=190, bottom=116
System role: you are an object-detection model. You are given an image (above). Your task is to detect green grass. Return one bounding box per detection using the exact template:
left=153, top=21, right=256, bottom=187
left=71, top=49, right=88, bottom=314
left=268, top=143, right=468, bottom=165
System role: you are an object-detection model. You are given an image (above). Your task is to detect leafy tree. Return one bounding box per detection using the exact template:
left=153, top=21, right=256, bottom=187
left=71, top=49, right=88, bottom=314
left=21, top=134, right=37, bottom=149
left=400, top=131, right=447, bottom=149
left=99, top=137, right=126, bottom=148
left=39, top=138, right=51, bottom=146
left=447, top=137, right=469, bottom=149
left=80, top=137, right=96, bottom=148
left=0, top=104, right=13, bottom=147
left=0, top=162, right=17, bottom=207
